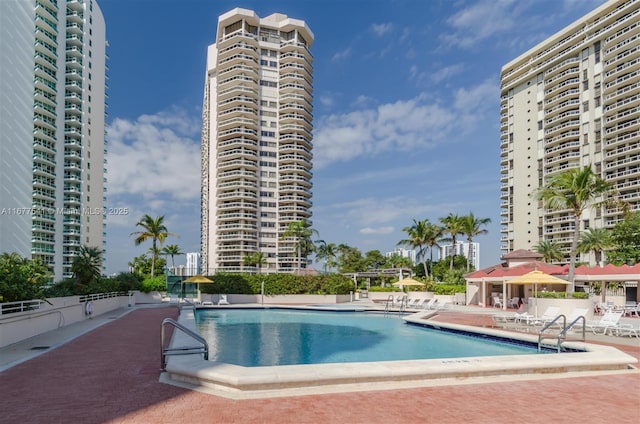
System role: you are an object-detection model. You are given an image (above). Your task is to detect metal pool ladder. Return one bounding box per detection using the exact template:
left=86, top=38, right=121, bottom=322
left=161, top=318, right=209, bottom=370
left=384, top=295, right=407, bottom=316
left=537, top=314, right=586, bottom=352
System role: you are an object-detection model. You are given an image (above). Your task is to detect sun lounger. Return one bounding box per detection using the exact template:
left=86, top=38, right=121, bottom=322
left=411, top=298, right=426, bottom=309
left=616, top=323, right=640, bottom=338
left=218, top=294, right=230, bottom=305
left=585, top=310, right=624, bottom=335
left=531, top=306, right=561, bottom=326
left=423, top=298, right=437, bottom=310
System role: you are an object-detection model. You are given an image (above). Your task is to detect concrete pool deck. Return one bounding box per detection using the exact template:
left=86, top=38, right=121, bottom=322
left=1, top=304, right=639, bottom=423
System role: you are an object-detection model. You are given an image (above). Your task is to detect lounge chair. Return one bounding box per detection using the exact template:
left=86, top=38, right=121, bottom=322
left=406, top=298, right=419, bottom=308
left=411, top=298, right=427, bottom=309
left=531, top=306, right=561, bottom=326
left=436, top=301, right=451, bottom=311
left=617, top=323, right=640, bottom=338
left=423, top=298, right=437, bottom=310
left=585, top=310, right=624, bottom=335
left=218, top=294, right=230, bottom=305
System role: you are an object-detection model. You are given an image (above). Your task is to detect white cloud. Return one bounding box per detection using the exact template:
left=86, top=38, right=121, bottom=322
left=106, top=108, right=201, bottom=202
left=332, top=47, right=351, bottom=61
left=314, top=79, right=497, bottom=168
left=371, top=23, right=393, bottom=37
left=319, top=95, right=334, bottom=107
left=440, top=0, right=518, bottom=49
left=360, top=226, right=394, bottom=235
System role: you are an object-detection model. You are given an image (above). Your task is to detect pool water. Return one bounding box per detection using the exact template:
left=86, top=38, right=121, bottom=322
left=195, top=309, right=547, bottom=367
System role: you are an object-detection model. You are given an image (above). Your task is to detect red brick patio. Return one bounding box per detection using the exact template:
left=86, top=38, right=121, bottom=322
left=1, top=307, right=638, bottom=424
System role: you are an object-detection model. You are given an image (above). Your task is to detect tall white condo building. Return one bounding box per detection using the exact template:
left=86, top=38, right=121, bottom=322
left=0, top=0, right=107, bottom=281
left=201, top=8, right=314, bottom=274
left=499, top=0, right=639, bottom=264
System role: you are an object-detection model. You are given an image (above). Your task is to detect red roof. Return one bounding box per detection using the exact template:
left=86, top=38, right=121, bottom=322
left=466, top=261, right=639, bottom=281
left=574, top=263, right=640, bottom=276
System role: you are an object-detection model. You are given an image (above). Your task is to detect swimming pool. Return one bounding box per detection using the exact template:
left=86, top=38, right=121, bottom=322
left=195, top=309, right=547, bottom=367
left=160, top=306, right=637, bottom=399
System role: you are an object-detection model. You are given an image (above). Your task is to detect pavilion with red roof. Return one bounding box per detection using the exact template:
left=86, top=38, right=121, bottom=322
left=464, top=249, right=639, bottom=308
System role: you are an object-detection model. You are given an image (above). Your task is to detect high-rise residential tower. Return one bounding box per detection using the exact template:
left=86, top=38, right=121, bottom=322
left=499, top=0, right=639, bottom=265
left=0, top=0, right=107, bottom=281
left=201, top=8, right=314, bottom=274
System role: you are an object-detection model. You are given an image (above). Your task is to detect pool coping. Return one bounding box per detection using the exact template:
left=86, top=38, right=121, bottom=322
left=160, top=306, right=638, bottom=399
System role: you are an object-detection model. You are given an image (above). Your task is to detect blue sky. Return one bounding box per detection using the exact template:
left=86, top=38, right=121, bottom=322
left=98, top=0, right=606, bottom=274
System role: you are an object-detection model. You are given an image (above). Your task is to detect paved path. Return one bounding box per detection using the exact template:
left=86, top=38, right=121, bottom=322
left=1, top=306, right=639, bottom=424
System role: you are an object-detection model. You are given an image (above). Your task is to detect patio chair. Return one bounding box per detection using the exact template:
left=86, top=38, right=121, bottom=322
left=506, top=297, right=520, bottom=309
left=623, top=303, right=640, bottom=318
left=492, top=296, right=503, bottom=308
left=218, top=294, right=230, bottom=305
left=585, top=310, right=624, bottom=335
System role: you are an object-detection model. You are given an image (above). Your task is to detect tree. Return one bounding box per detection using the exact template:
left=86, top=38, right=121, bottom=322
left=423, top=222, right=444, bottom=278
left=314, top=240, right=338, bottom=273
left=70, top=245, right=103, bottom=286
left=128, top=254, right=167, bottom=277
left=607, top=212, right=640, bottom=265
left=578, top=228, right=613, bottom=267
left=534, top=240, right=564, bottom=263
left=280, top=220, right=318, bottom=273
left=0, top=253, right=51, bottom=302
left=535, top=165, right=614, bottom=291
left=397, top=219, right=430, bottom=278
left=243, top=252, right=267, bottom=274
left=336, top=244, right=366, bottom=273
left=440, top=213, right=465, bottom=270
left=130, top=214, right=176, bottom=278
left=364, top=250, right=387, bottom=270
left=161, top=244, right=184, bottom=268
left=461, top=212, right=491, bottom=272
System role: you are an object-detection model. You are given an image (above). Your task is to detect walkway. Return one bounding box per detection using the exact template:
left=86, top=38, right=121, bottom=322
left=1, top=305, right=638, bottom=424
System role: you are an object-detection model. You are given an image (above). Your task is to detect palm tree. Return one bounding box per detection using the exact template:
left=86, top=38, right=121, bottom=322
left=535, top=165, right=613, bottom=291
left=314, top=240, right=338, bottom=273
left=534, top=240, right=564, bottom=263
left=424, top=222, right=444, bottom=278
left=161, top=244, right=184, bottom=268
left=460, top=212, right=491, bottom=271
left=280, top=220, right=318, bottom=273
left=440, top=213, right=465, bottom=270
left=71, top=245, right=103, bottom=286
left=243, top=252, right=267, bottom=274
left=397, top=219, right=431, bottom=278
left=578, top=228, right=613, bottom=267
left=130, top=214, right=176, bottom=278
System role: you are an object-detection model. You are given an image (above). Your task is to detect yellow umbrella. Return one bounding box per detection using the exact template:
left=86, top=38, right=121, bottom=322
left=183, top=275, right=213, bottom=283
left=392, top=277, right=425, bottom=286
left=182, top=275, right=214, bottom=300
left=506, top=270, right=569, bottom=315
left=393, top=277, right=425, bottom=291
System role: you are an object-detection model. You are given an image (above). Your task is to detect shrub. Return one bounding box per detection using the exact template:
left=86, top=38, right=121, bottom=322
left=140, top=276, right=166, bottom=293
left=570, top=291, right=589, bottom=299
left=536, top=291, right=567, bottom=299
left=198, top=273, right=354, bottom=296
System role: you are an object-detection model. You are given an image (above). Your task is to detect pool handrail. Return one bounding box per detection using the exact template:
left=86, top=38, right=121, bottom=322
left=161, top=317, right=209, bottom=370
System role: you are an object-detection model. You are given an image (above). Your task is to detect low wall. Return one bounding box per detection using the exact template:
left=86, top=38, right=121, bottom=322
left=199, top=294, right=352, bottom=305
left=526, top=298, right=595, bottom=320
left=0, top=294, right=129, bottom=348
